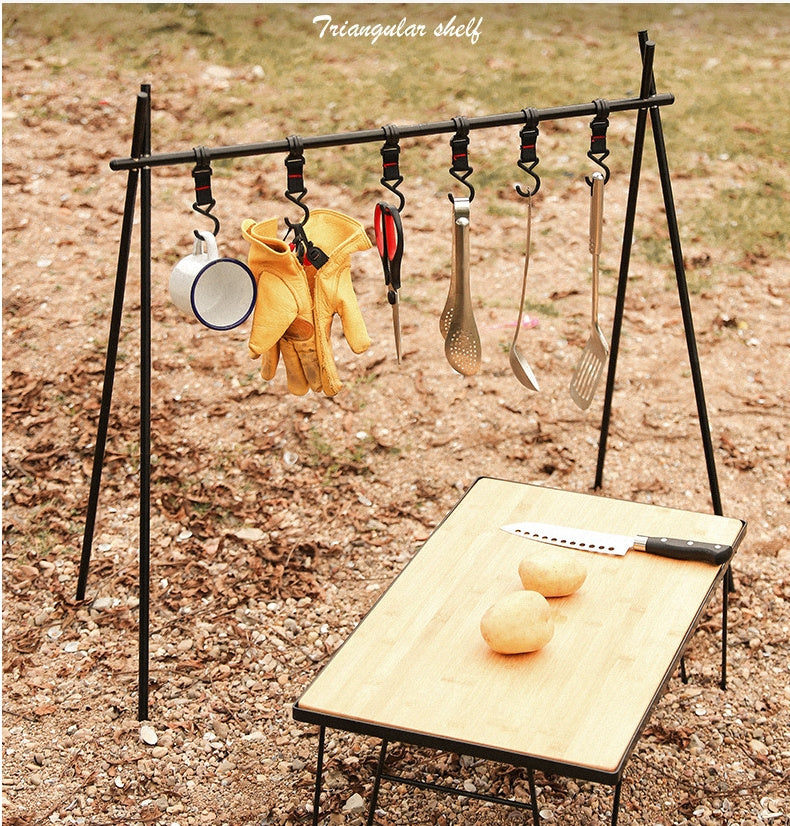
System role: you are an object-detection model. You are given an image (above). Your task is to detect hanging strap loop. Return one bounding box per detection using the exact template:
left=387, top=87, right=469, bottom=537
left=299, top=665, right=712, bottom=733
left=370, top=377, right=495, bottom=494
left=516, top=107, right=541, bottom=197
left=449, top=116, right=471, bottom=172
left=586, top=98, right=611, bottom=185
left=380, top=124, right=402, bottom=182
left=284, top=135, right=308, bottom=201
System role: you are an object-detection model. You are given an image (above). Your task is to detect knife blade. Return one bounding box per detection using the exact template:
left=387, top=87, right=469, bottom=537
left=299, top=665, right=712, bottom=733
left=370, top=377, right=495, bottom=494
left=500, top=521, right=732, bottom=565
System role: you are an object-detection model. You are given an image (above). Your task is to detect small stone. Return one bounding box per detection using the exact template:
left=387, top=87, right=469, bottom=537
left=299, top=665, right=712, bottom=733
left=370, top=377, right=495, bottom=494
left=343, top=792, right=365, bottom=814
left=151, top=747, right=168, bottom=758
left=92, top=596, right=113, bottom=611
left=212, top=720, right=229, bottom=740
left=750, top=739, right=769, bottom=757
left=233, top=527, right=265, bottom=541
left=463, top=779, right=477, bottom=793
left=140, top=725, right=158, bottom=746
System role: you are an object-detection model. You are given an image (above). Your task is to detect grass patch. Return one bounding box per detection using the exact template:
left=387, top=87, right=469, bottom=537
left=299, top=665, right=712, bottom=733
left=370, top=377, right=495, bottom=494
left=4, top=3, right=789, bottom=266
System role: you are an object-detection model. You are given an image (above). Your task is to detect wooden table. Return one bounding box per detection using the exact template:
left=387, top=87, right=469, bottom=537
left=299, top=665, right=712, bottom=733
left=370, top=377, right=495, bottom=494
left=293, top=477, right=746, bottom=825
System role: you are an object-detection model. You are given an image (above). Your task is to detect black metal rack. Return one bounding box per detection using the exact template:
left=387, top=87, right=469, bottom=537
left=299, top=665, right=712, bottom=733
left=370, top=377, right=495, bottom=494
left=77, top=31, right=724, bottom=722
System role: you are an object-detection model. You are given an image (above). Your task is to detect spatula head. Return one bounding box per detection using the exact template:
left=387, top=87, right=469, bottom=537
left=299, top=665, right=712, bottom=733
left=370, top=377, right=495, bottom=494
left=569, top=331, right=608, bottom=410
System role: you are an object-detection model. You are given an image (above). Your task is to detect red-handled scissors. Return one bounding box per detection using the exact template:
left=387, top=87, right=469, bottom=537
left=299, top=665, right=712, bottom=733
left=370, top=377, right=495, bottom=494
left=374, top=201, right=404, bottom=363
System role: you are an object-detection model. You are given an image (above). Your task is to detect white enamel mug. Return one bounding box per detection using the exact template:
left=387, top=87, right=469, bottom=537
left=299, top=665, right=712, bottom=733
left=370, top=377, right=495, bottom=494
left=169, top=230, right=256, bottom=330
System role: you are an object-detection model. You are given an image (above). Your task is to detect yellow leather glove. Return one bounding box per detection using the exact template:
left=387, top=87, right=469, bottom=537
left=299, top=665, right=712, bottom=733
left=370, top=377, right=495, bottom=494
left=241, top=218, right=315, bottom=395
left=298, top=209, right=372, bottom=396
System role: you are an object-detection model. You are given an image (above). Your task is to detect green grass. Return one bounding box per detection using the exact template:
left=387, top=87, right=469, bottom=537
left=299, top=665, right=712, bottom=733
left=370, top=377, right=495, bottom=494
left=4, top=3, right=789, bottom=265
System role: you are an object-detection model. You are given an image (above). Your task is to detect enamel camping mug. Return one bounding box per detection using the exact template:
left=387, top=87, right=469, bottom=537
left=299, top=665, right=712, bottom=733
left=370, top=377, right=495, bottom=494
left=169, top=230, right=256, bottom=330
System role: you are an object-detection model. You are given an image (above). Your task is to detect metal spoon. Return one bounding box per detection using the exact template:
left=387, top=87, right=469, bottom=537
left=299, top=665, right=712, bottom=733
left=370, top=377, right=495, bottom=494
left=509, top=194, right=539, bottom=391
left=444, top=197, right=481, bottom=375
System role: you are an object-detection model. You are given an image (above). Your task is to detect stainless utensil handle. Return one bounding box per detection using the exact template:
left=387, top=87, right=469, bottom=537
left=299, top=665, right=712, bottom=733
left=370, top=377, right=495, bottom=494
left=453, top=199, right=471, bottom=293
left=589, top=173, right=604, bottom=323
left=589, top=172, right=604, bottom=256
left=514, top=195, right=532, bottom=334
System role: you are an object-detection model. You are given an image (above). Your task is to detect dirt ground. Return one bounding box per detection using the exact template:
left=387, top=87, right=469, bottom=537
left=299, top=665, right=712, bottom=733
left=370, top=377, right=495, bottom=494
left=3, top=17, right=790, bottom=826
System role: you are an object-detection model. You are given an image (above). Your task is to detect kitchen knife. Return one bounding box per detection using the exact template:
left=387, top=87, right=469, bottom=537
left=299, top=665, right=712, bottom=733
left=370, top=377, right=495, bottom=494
left=501, top=521, right=733, bottom=565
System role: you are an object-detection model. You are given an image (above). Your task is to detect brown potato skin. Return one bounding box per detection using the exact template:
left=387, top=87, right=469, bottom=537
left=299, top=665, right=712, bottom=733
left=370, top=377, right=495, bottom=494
left=518, top=547, right=587, bottom=597
left=479, top=590, right=554, bottom=654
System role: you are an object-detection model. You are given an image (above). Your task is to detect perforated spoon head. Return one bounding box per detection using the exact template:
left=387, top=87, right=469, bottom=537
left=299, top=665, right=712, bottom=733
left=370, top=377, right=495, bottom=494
left=445, top=324, right=481, bottom=376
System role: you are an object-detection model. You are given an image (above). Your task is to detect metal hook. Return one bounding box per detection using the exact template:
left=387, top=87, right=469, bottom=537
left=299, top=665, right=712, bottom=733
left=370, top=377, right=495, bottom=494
left=515, top=107, right=541, bottom=198
left=447, top=116, right=475, bottom=203
left=191, top=145, right=220, bottom=239
left=380, top=124, right=405, bottom=212
left=585, top=98, right=611, bottom=186
left=284, top=135, right=310, bottom=231
left=192, top=205, right=220, bottom=240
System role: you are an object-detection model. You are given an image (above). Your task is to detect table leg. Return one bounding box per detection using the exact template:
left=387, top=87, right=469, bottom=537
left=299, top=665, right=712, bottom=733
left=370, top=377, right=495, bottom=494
left=366, top=739, right=389, bottom=826
left=611, top=780, right=623, bottom=826
left=310, top=726, right=326, bottom=826
left=720, top=570, right=729, bottom=690
left=528, top=768, right=540, bottom=826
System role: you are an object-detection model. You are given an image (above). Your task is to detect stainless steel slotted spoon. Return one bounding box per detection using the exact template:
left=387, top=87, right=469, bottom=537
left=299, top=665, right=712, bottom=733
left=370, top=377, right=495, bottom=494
left=569, top=171, right=609, bottom=409
left=444, top=197, right=481, bottom=376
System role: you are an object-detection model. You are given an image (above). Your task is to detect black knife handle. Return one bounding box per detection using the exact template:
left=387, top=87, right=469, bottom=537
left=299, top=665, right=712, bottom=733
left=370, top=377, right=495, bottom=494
left=635, top=535, right=733, bottom=565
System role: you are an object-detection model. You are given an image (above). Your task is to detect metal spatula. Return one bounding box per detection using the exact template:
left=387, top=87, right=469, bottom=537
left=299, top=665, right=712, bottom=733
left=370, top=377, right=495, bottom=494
left=569, top=172, right=609, bottom=409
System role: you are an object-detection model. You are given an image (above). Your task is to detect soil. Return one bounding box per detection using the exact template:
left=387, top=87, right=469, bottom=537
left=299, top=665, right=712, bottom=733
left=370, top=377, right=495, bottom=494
left=3, top=31, right=790, bottom=826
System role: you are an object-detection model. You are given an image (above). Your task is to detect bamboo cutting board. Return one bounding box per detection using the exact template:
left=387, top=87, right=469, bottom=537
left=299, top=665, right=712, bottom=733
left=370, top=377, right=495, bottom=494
left=296, top=478, right=745, bottom=778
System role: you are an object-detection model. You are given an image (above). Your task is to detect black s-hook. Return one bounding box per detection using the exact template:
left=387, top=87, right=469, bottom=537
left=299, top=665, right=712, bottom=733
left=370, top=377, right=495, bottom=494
left=448, top=116, right=475, bottom=203
left=515, top=107, right=541, bottom=198
left=380, top=124, right=406, bottom=212
left=191, top=145, right=220, bottom=239
left=585, top=98, right=611, bottom=186
left=282, top=136, right=329, bottom=269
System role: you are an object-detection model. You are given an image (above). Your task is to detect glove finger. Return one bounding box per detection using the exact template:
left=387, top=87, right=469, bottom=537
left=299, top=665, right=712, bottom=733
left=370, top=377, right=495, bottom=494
left=259, top=344, right=280, bottom=381
left=334, top=286, right=371, bottom=354
left=279, top=340, right=310, bottom=396
left=291, top=338, right=324, bottom=394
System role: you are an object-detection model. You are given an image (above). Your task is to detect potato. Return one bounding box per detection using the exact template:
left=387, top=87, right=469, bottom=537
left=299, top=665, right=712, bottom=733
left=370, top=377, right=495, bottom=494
left=518, top=547, right=587, bottom=597
left=479, top=590, right=554, bottom=654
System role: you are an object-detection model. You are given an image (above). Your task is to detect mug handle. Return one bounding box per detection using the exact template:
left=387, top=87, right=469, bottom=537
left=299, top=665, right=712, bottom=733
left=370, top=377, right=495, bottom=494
left=194, top=229, right=219, bottom=260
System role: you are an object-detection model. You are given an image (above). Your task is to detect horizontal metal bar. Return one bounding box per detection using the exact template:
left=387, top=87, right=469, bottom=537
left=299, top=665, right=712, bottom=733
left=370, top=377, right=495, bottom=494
left=109, top=92, right=674, bottom=172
